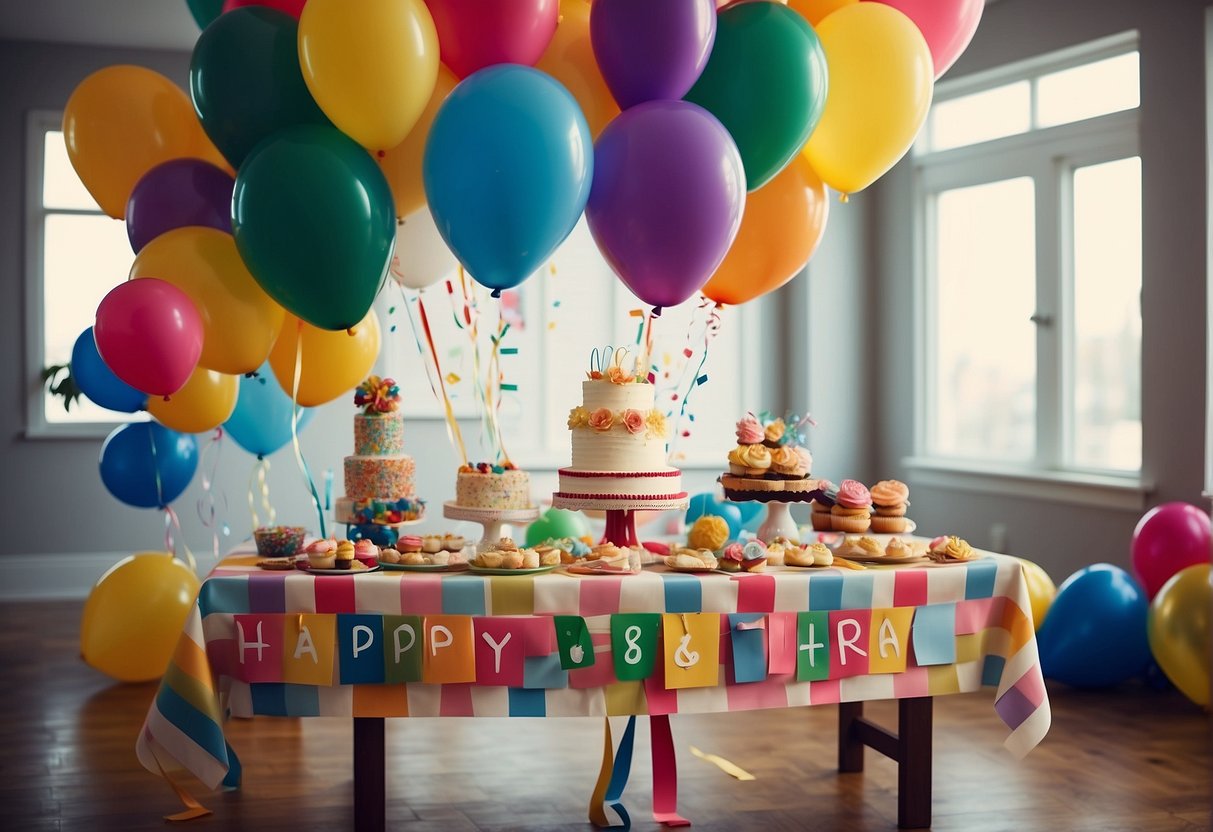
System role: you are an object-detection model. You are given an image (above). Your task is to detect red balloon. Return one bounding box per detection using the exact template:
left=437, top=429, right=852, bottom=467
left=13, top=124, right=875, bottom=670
left=222, top=0, right=306, bottom=19
left=423, top=0, right=559, bottom=79
left=869, top=0, right=983, bottom=79
left=1131, top=502, right=1212, bottom=599
left=94, top=279, right=204, bottom=398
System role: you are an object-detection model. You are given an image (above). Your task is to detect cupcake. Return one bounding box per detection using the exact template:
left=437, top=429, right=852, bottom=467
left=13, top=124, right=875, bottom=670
left=831, top=480, right=872, bottom=533
left=421, top=535, right=443, bottom=554
left=870, top=480, right=910, bottom=533
left=398, top=535, right=423, bottom=554
left=353, top=538, right=380, bottom=568
left=442, top=534, right=466, bottom=552
left=719, top=543, right=745, bottom=573
left=735, top=413, right=764, bottom=446
left=728, top=444, right=772, bottom=477
left=334, top=539, right=356, bottom=569
left=305, top=538, right=337, bottom=570
left=770, top=447, right=801, bottom=479
left=741, top=540, right=768, bottom=572
left=811, top=480, right=837, bottom=531
left=762, top=418, right=786, bottom=449
left=688, top=515, right=730, bottom=551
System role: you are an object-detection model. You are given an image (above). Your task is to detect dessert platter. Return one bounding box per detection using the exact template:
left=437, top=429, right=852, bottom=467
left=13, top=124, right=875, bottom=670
left=719, top=411, right=818, bottom=541
left=466, top=536, right=561, bottom=575
left=443, top=462, right=539, bottom=553
left=377, top=533, right=469, bottom=572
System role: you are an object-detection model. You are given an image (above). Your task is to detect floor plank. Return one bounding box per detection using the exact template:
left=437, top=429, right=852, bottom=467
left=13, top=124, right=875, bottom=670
left=1, top=601, right=1209, bottom=831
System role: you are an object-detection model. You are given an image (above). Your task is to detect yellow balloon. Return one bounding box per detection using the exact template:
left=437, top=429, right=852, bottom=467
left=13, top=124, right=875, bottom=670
left=81, top=553, right=200, bottom=683
left=130, top=227, right=286, bottom=375
left=1016, top=558, right=1057, bottom=632
left=63, top=65, right=215, bottom=219
left=269, top=312, right=381, bottom=407
left=299, top=0, right=440, bottom=151
left=377, top=65, right=458, bottom=219
left=147, top=367, right=238, bottom=433
left=787, top=0, right=856, bottom=26
left=801, top=4, right=933, bottom=196
left=1148, top=564, right=1211, bottom=707
left=536, top=0, right=620, bottom=139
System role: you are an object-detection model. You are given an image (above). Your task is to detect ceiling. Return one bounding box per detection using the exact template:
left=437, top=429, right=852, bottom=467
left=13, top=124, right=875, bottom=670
left=0, top=0, right=200, bottom=53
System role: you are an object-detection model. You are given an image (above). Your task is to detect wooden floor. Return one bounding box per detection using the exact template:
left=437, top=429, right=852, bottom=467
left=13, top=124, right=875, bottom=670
left=2, top=601, right=1209, bottom=832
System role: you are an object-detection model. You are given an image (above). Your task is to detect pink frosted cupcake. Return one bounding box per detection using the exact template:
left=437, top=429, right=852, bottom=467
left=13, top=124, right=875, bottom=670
left=304, top=538, right=337, bottom=569
left=353, top=538, right=380, bottom=568
left=831, top=480, right=872, bottom=533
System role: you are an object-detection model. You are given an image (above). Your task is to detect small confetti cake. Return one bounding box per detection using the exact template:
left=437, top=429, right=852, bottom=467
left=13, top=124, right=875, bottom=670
left=335, top=377, right=426, bottom=525
left=455, top=462, right=531, bottom=510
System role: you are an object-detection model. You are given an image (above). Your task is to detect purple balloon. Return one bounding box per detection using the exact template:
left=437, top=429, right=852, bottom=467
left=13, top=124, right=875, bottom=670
left=591, top=0, right=716, bottom=110
left=125, top=159, right=235, bottom=253
left=586, top=100, right=745, bottom=311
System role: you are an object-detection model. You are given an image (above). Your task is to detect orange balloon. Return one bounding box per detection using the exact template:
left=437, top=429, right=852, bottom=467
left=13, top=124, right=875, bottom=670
left=147, top=366, right=238, bottom=433
left=376, top=64, right=458, bottom=219
left=535, top=0, right=620, bottom=139
left=62, top=65, right=217, bottom=218
left=701, top=155, right=828, bottom=306
left=268, top=312, right=381, bottom=407
left=787, top=0, right=856, bottom=26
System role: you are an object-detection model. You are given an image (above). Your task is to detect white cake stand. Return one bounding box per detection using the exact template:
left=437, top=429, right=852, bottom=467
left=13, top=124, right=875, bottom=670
left=443, top=501, right=540, bottom=553
left=721, top=480, right=818, bottom=544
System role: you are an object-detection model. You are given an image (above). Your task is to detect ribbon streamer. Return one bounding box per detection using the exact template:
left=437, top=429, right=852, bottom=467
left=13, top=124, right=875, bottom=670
left=247, top=457, right=275, bottom=530
left=665, top=300, right=722, bottom=462
left=146, top=733, right=212, bottom=821
left=194, top=428, right=229, bottom=561
left=415, top=287, right=470, bottom=465
left=589, top=716, right=637, bottom=829
left=689, top=746, right=755, bottom=781
left=148, top=426, right=197, bottom=573
left=651, top=714, right=691, bottom=827
left=290, top=320, right=327, bottom=539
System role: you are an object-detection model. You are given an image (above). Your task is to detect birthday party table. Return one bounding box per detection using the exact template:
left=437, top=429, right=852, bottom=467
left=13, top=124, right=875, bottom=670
left=137, top=545, right=1050, bottom=830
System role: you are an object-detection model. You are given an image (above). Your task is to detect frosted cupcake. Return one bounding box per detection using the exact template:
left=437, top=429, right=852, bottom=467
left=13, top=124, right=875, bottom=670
left=728, top=444, right=774, bottom=479
left=870, top=480, right=910, bottom=533
left=719, top=543, right=745, bottom=573
left=741, top=540, right=768, bottom=572
left=762, top=417, right=786, bottom=449
left=811, top=480, right=837, bottom=531
left=831, top=480, right=872, bottom=533
left=305, top=539, right=337, bottom=570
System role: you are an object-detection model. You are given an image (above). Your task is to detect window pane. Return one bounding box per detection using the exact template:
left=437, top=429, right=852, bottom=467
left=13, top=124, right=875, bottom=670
left=1071, top=157, right=1141, bottom=471
left=930, top=82, right=1031, bottom=151
left=43, top=213, right=135, bottom=423
left=1036, top=51, right=1139, bottom=128
left=43, top=130, right=101, bottom=211
left=931, top=178, right=1036, bottom=461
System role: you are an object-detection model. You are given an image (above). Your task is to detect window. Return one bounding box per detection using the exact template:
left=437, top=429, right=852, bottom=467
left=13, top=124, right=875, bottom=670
left=915, top=33, right=1142, bottom=478
left=26, top=111, right=141, bottom=435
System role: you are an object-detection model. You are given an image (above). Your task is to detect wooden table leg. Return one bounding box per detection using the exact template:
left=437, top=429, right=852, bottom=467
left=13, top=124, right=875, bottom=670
left=838, top=701, right=866, bottom=772
left=897, top=697, right=932, bottom=829
left=354, top=717, right=385, bottom=832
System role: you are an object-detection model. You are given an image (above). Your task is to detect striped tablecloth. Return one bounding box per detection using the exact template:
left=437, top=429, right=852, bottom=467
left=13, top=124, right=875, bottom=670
left=136, top=548, right=1050, bottom=790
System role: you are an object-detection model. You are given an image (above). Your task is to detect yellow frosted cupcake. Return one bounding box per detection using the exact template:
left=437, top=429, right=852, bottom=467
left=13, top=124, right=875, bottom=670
left=870, top=480, right=910, bottom=533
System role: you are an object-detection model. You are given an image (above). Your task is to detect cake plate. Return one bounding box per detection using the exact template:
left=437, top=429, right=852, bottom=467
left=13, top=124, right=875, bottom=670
left=552, top=494, right=689, bottom=548
left=721, top=487, right=817, bottom=545
left=443, top=501, right=540, bottom=553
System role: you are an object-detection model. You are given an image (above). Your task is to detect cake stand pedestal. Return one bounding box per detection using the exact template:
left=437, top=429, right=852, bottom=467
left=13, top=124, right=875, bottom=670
left=443, top=502, right=540, bottom=553
left=721, top=483, right=818, bottom=544
left=552, top=495, right=689, bottom=548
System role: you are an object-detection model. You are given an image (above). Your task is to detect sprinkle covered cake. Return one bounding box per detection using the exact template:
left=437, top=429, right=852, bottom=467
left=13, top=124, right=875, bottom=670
left=454, top=461, right=532, bottom=510
left=335, top=377, right=425, bottom=530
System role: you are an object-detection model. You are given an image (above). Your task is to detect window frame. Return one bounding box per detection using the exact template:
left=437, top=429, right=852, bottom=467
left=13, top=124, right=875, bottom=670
left=908, top=33, right=1151, bottom=509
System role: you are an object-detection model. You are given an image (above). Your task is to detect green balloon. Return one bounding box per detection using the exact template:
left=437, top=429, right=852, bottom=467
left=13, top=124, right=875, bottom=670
left=685, top=2, right=828, bottom=191
left=232, top=125, right=395, bottom=332
left=185, top=0, right=223, bottom=30
left=190, top=7, right=330, bottom=169
left=525, top=509, right=592, bottom=548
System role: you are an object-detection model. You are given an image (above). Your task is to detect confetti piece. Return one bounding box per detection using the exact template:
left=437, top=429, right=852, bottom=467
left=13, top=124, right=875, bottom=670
left=388, top=305, right=395, bottom=314
left=647, top=372, right=656, bottom=384
left=548, top=321, right=557, bottom=331
left=629, top=308, right=644, bottom=317
left=500, top=347, right=518, bottom=355
left=501, top=383, right=518, bottom=391
left=663, top=352, right=671, bottom=366
left=681, top=430, right=691, bottom=438
left=683, top=348, right=693, bottom=358
left=696, top=374, right=708, bottom=386
left=549, top=263, right=557, bottom=275
left=689, top=746, right=755, bottom=781
left=390, top=325, right=397, bottom=333
left=445, top=373, right=461, bottom=384
left=553, top=300, right=561, bottom=308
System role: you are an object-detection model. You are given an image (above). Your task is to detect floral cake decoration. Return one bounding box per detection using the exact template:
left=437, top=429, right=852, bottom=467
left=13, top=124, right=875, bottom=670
left=586, top=345, right=647, bottom=385
left=354, top=375, right=401, bottom=415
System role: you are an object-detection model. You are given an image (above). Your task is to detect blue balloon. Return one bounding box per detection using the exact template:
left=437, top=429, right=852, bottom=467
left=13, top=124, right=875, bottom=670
left=71, top=327, right=147, bottom=413
left=685, top=492, right=742, bottom=541
left=423, top=65, right=593, bottom=296
left=223, top=362, right=315, bottom=457
left=735, top=501, right=765, bottom=534
left=1037, top=563, right=1150, bottom=688
left=99, top=422, right=198, bottom=508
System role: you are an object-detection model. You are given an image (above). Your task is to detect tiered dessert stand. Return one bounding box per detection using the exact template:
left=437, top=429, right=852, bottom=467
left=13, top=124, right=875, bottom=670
left=442, top=501, right=540, bottom=553
left=720, top=480, right=820, bottom=544
left=551, top=494, right=689, bottom=548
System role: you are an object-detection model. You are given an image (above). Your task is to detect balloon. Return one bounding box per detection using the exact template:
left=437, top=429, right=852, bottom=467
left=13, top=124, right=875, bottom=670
left=130, top=227, right=285, bottom=375
left=70, top=327, right=147, bottom=413
left=223, top=0, right=306, bottom=16
left=1148, top=564, right=1211, bottom=707
left=125, top=159, right=234, bottom=254
left=424, top=65, right=592, bottom=296
left=62, top=66, right=213, bottom=219
left=685, top=2, right=826, bottom=191
left=685, top=493, right=742, bottom=541
left=147, top=367, right=238, bottom=434
left=590, top=0, right=716, bottom=110
left=702, top=155, right=827, bottom=306
left=268, top=312, right=381, bottom=407
left=81, top=553, right=200, bottom=682
left=99, top=422, right=199, bottom=508
left=224, top=361, right=316, bottom=457
left=233, top=125, right=395, bottom=331
left=801, top=4, right=933, bottom=196
left=298, top=0, right=439, bottom=150
left=1016, top=558, right=1057, bottom=632
left=586, top=100, right=744, bottom=310
left=872, top=0, right=983, bottom=79
left=376, top=65, right=458, bottom=219
left=535, top=0, right=620, bottom=138
left=423, top=0, right=559, bottom=79
left=390, top=207, right=458, bottom=290
left=94, top=279, right=204, bottom=398
left=186, top=0, right=224, bottom=29
left=735, top=500, right=764, bottom=534
left=1037, top=563, right=1150, bottom=688
left=190, top=7, right=330, bottom=169
left=1131, top=502, right=1212, bottom=599
left=525, top=508, right=592, bottom=547
left=786, top=0, right=854, bottom=26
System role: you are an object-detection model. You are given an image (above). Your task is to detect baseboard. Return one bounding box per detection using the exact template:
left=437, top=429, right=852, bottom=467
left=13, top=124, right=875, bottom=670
left=0, top=551, right=137, bottom=601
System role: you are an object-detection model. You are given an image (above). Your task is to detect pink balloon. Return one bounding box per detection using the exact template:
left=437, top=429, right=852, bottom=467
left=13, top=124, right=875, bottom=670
left=1131, top=502, right=1212, bottom=600
left=424, top=0, right=558, bottom=79
left=94, top=279, right=204, bottom=398
left=868, top=0, right=983, bottom=79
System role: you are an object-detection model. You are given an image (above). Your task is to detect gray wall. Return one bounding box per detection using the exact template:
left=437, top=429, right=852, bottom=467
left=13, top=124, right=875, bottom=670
left=869, top=0, right=1210, bottom=578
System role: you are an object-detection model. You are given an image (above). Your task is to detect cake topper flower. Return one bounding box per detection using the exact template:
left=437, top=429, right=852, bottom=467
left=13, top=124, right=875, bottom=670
left=587, top=345, right=646, bottom=384
left=354, top=375, right=401, bottom=414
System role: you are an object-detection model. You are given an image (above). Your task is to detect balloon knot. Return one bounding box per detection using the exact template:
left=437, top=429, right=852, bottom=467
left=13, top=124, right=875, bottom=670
left=838, top=192, right=850, bottom=204
left=491, top=289, right=502, bottom=299
left=256, top=454, right=265, bottom=462
left=376, top=149, right=386, bottom=159
left=346, top=327, right=356, bottom=336
left=651, top=306, right=663, bottom=318
left=163, top=395, right=171, bottom=402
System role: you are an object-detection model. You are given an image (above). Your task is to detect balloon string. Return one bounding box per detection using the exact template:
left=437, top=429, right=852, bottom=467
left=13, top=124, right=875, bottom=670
left=247, top=457, right=274, bottom=530
left=460, top=269, right=494, bottom=459
left=487, top=301, right=511, bottom=464
left=398, top=284, right=445, bottom=410
left=290, top=320, right=327, bottom=539
left=416, top=287, right=469, bottom=465
left=194, top=427, right=228, bottom=561
left=163, top=506, right=197, bottom=575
